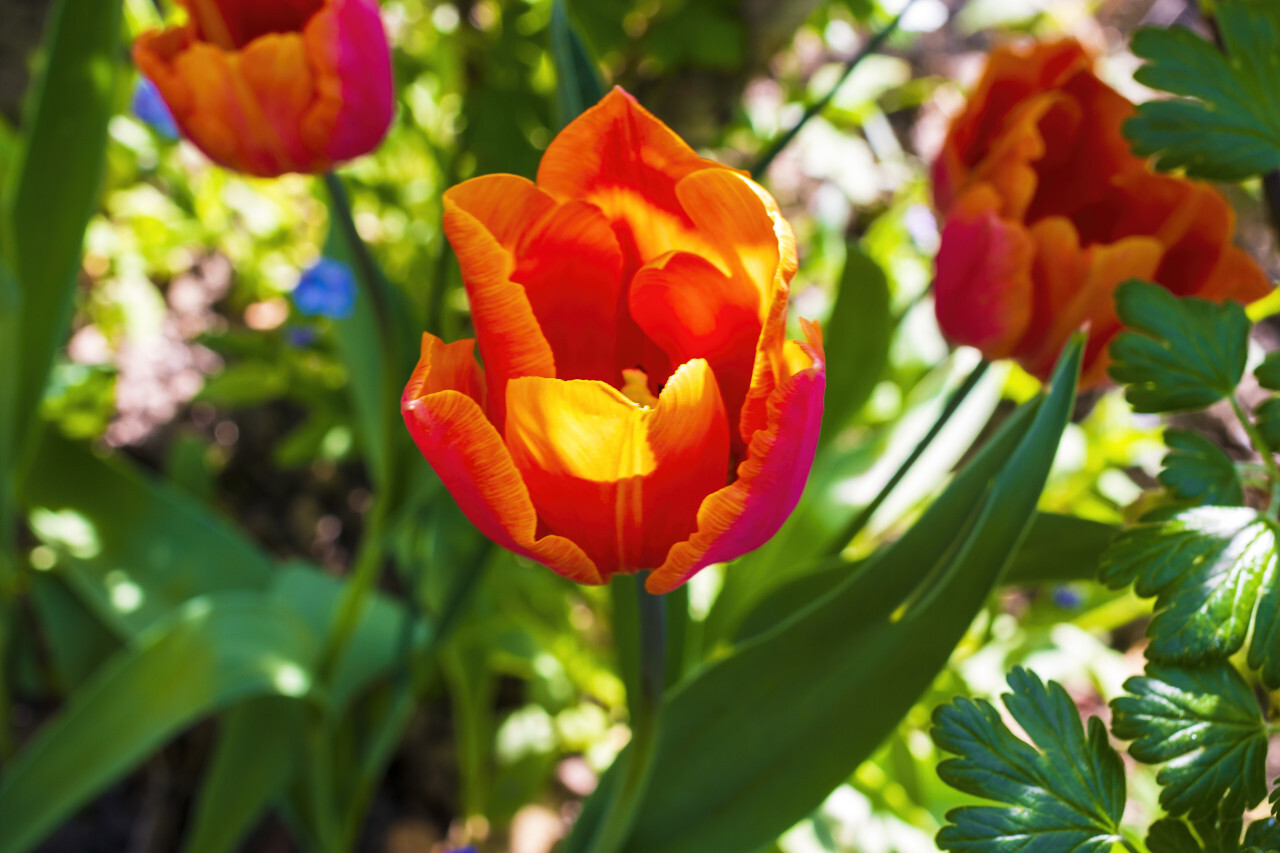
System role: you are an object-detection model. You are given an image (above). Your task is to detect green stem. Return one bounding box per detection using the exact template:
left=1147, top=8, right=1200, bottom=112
left=337, top=544, right=492, bottom=847
left=751, top=0, right=917, bottom=179
left=315, top=492, right=390, bottom=689
left=1230, top=396, right=1280, bottom=514
left=824, top=359, right=990, bottom=557
left=590, top=575, right=666, bottom=853
left=322, top=172, right=395, bottom=348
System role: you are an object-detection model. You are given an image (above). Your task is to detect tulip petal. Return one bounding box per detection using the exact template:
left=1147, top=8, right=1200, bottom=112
left=631, top=252, right=759, bottom=439
left=934, top=185, right=1035, bottom=359
left=402, top=334, right=601, bottom=585
left=504, top=359, right=730, bottom=578
left=537, top=87, right=737, bottom=269
left=647, top=321, right=825, bottom=594
left=1016, top=217, right=1162, bottom=383
left=443, top=176, right=559, bottom=428
left=302, top=0, right=395, bottom=163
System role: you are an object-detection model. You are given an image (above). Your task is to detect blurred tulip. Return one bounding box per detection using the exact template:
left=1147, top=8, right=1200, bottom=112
left=932, top=39, right=1270, bottom=386
left=402, top=88, right=825, bottom=594
left=133, top=0, right=394, bottom=177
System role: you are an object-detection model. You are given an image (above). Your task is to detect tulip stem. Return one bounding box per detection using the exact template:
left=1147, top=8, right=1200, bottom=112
left=322, top=172, right=397, bottom=359
left=824, top=358, right=990, bottom=557
left=591, top=574, right=666, bottom=853
left=751, top=0, right=917, bottom=179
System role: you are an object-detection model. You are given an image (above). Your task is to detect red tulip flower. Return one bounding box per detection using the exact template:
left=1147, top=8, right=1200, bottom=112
left=402, top=89, right=825, bottom=594
left=133, top=0, right=394, bottom=177
left=932, top=39, right=1270, bottom=386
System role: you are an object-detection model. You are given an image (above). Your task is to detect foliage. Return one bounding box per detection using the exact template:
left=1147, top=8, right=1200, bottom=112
left=1125, top=0, right=1280, bottom=181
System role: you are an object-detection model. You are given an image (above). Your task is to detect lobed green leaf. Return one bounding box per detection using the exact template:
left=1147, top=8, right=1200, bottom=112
left=1099, top=506, right=1279, bottom=684
left=1112, top=664, right=1268, bottom=818
left=1159, top=429, right=1245, bottom=507
left=1108, top=282, right=1250, bottom=414
left=932, top=668, right=1126, bottom=853
left=1125, top=1, right=1280, bottom=181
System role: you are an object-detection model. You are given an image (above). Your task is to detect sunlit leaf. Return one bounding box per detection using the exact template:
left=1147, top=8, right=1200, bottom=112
left=1100, top=506, right=1280, bottom=686
left=933, top=668, right=1126, bottom=853
left=1112, top=664, right=1268, bottom=818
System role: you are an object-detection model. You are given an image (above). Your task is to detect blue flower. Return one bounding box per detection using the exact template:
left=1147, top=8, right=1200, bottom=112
left=293, top=259, right=357, bottom=320
left=445, top=847, right=478, bottom=853
left=132, top=78, right=179, bottom=140
left=1051, top=585, right=1084, bottom=609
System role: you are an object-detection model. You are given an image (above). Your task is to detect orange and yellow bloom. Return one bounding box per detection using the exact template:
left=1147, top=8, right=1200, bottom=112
left=932, top=39, right=1270, bottom=386
left=402, top=89, right=825, bottom=594
left=133, top=0, right=394, bottom=177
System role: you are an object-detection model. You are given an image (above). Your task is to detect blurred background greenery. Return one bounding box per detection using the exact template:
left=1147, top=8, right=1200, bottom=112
left=2, top=0, right=1278, bottom=851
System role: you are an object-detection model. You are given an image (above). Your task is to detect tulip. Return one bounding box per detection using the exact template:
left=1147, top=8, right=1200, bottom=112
left=133, top=0, right=394, bottom=177
left=932, top=39, right=1270, bottom=386
left=402, top=89, right=825, bottom=593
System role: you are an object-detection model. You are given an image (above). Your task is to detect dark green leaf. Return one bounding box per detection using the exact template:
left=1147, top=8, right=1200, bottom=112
left=3, top=0, right=122, bottom=464
left=550, top=0, right=605, bottom=129
left=183, top=697, right=306, bottom=853
left=1108, top=281, right=1250, bottom=413
left=1124, top=1, right=1280, bottom=180
left=1147, top=809, right=1247, bottom=853
left=1160, top=429, right=1245, bottom=506
left=820, top=244, right=892, bottom=442
left=0, top=593, right=319, bottom=853
left=23, top=431, right=274, bottom=636
left=1255, top=353, right=1280, bottom=392
left=26, top=571, right=120, bottom=688
left=1100, top=506, right=1279, bottom=683
left=932, top=668, right=1126, bottom=853
left=1254, top=398, right=1280, bottom=452
left=1112, top=664, right=1268, bottom=817
left=565, top=338, right=1082, bottom=853
left=1244, top=817, right=1280, bottom=852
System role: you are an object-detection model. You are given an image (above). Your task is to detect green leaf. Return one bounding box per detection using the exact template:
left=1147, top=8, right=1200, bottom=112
left=1113, top=664, right=1268, bottom=818
left=182, top=697, right=306, bottom=853
left=1147, top=810, right=1244, bottom=853
left=1160, top=429, right=1245, bottom=507
left=1099, top=506, right=1280, bottom=686
left=932, top=668, right=1126, bottom=853
left=1244, top=818, right=1280, bottom=852
left=550, top=0, right=605, bottom=129
left=3, top=0, right=123, bottom=464
left=0, top=593, right=319, bottom=853
left=820, top=244, right=892, bottom=443
left=1108, top=281, right=1250, bottom=413
left=1255, top=353, right=1280, bottom=392
left=1254, top=398, right=1280, bottom=452
left=25, top=571, right=120, bottom=688
left=565, top=337, right=1083, bottom=853
left=22, top=431, right=274, bottom=636
left=733, top=512, right=1116, bottom=644
left=1124, top=1, right=1280, bottom=181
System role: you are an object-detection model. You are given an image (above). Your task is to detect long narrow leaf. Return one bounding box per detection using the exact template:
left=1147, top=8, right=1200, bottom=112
left=0, top=593, right=319, bottom=853
left=4, top=0, right=122, bottom=466
left=569, top=338, right=1083, bottom=853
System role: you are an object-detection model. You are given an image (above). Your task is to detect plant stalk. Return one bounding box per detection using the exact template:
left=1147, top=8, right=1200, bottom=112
left=824, top=359, right=990, bottom=557
left=1230, top=396, right=1280, bottom=514
left=590, top=574, right=666, bottom=853
left=751, top=0, right=917, bottom=179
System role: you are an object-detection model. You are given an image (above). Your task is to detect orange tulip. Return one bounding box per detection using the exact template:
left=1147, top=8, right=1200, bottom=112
left=932, top=39, right=1270, bottom=386
left=402, top=89, right=825, bottom=593
left=133, top=0, right=394, bottom=177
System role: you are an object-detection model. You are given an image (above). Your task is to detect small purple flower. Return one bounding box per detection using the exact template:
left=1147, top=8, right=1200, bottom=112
left=132, top=78, right=179, bottom=140
left=445, top=847, right=478, bottom=853
left=286, top=325, right=318, bottom=348
left=293, top=259, right=356, bottom=320
left=1052, top=585, right=1084, bottom=609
